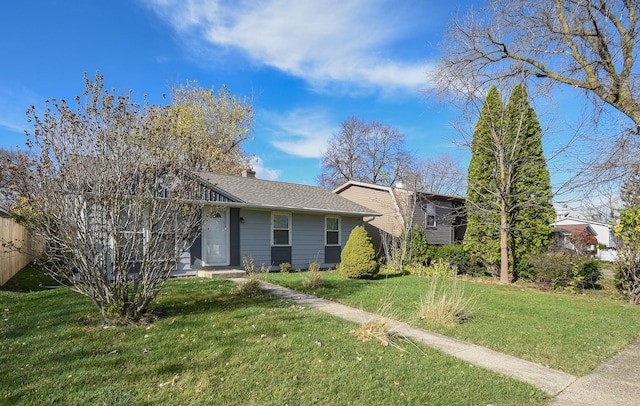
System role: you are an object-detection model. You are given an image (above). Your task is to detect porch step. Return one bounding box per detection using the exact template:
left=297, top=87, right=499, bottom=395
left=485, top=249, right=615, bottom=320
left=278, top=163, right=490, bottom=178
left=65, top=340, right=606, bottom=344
left=197, top=269, right=246, bottom=279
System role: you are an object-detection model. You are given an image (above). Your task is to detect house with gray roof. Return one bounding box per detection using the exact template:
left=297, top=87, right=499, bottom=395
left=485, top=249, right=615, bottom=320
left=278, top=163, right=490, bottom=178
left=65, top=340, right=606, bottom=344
left=176, top=170, right=379, bottom=275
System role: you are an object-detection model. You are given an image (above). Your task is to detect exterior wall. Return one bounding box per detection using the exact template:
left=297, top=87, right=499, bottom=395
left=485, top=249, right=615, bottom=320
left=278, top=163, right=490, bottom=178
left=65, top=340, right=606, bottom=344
left=338, top=184, right=465, bottom=249
left=184, top=207, right=365, bottom=272
left=277, top=212, right=363, bottom=270
left=290, top=213, right=325, bottom=269
left=238, top=209, right=272, bottom=268
left=410, top=198, right=456, bottom=245
left=336, top=186, right=402, bottom=251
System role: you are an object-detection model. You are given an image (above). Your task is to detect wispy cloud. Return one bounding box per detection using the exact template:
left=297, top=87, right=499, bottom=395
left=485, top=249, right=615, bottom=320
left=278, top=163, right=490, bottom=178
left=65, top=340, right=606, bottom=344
left=250, top=155, right=282, bottom=180
left=0, top=85, right=40, bottom=148
left=261, top=108, right=335, bottom=158
left=142, top=0, right=432, bottom=95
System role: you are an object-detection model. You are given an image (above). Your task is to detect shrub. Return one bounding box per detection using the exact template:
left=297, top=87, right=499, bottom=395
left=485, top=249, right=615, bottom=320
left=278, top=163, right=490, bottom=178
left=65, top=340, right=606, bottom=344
left=242, top=255, right=256, bottom=274
left=417, top=277, right=475, bottom=326
left=237, top=277, right=262, bottom=298
left=527, top=252, right=602, bottom=292
left=426, top=244, right=477, bottom=275
left=405, top=259, right=457, bottom=277
left=279, top=262, right=292, bottom=273
left=340, top=226, right=379, bottom=279
left=408, top=225, right=430, bottom=265
left=308, top=262, right=320, bottom=272
left=614, top=208, right=640, bottom=303
left=302, top=270, right=323, bottom=289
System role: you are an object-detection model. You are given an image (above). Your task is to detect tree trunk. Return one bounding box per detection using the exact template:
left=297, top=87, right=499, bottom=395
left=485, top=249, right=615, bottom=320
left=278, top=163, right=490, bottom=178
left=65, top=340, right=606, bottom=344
left=500, top=203, right=509, bottom=283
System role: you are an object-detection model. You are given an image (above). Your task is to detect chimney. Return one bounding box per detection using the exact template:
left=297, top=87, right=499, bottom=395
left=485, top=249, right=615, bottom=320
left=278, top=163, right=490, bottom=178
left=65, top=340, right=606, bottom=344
left=241, top=169, right=256, bottom=178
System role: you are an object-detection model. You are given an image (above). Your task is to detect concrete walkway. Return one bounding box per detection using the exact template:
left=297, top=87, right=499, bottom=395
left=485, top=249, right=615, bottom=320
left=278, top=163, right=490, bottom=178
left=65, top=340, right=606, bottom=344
left=233, top=279, right=640, bottom=404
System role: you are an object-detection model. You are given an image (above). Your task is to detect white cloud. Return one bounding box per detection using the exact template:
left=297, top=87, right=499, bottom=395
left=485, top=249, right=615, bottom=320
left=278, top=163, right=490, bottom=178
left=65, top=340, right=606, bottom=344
left=142, top=0, right=432, bottom=95
left=250, top=155, right=282, bottom=180
left=262, top=108, right=334, bottom=158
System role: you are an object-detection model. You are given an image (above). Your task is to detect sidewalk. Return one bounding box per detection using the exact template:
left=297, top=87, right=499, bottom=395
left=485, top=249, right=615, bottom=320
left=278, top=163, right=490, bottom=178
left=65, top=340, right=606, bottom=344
left=234, top=279, right=640, bottom=404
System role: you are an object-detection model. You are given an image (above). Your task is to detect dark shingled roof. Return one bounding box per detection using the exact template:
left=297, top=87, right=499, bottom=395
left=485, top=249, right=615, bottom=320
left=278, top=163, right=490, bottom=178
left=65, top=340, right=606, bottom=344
left=196, top=172, right=379, bottom=216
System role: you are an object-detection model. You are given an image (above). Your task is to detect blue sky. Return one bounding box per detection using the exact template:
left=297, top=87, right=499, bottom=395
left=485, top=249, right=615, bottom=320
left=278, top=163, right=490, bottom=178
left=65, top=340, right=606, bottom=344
left=0, top=0, right=472, bottom=186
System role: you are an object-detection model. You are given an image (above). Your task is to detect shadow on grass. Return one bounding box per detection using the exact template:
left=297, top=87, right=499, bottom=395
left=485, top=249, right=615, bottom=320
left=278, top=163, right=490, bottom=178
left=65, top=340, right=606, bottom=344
left=150, top=279, right=291, bottom=321
left=0, top=264, right=61, bottom=293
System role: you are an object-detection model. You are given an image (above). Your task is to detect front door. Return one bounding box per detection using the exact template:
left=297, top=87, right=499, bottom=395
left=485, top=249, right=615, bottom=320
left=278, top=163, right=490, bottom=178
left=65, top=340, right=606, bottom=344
left=203, top=207, right=229, bottom=266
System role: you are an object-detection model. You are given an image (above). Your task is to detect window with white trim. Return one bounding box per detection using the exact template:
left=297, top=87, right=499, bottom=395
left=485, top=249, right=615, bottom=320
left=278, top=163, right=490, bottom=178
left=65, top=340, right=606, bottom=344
left=272, top=213, right=291, bottom=246
left=325, top=216, right=340, bottom=245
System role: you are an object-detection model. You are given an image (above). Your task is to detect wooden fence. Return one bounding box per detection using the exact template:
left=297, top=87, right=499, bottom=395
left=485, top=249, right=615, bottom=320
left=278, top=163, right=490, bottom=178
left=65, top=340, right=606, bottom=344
left=0, top=217, right=43, bottom=286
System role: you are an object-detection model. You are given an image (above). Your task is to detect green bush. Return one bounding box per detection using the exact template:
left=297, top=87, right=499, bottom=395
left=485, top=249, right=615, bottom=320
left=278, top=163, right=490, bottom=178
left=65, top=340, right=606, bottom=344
left=279, top=262, right=292, bottom=273
left=340, top=226, right=379, bottom=279
left=526, top=252, right=601, bottom=292
left=408, top=225, right=430, bottom=265
left=405, top=259, right=457, bottom=277
left=426, top=244, right=478, bottom=275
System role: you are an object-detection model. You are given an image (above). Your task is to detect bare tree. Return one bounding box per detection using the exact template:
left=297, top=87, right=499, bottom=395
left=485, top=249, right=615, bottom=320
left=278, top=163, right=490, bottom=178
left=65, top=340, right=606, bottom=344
left=318, top=116, right=414, bottom=190
left=15, top=73, right=251, bottom=325
left=437, top=0, right=640, bottom=126
left=0, top=148, right=22, bottom=204
left=405, top=154, right=467, bottom=196
left=435, top=0, right=640, bottom=200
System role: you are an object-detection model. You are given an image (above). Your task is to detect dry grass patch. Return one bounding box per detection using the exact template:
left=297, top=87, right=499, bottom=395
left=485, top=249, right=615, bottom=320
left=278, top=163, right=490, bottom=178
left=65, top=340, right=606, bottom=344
left=417, top=277, right=476, bottom=326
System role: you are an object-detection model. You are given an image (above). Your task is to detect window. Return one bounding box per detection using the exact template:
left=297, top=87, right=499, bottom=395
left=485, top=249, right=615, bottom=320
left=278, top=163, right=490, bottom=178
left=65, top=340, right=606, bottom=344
left=272, top=213, right=291, bottom=246
left=325, top=216, right=340, bottom=245
left=421, top=202, right=436, bottom=227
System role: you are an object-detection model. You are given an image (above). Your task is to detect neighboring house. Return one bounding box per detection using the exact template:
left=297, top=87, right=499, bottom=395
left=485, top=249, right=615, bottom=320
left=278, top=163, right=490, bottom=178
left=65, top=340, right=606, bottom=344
left=333, top=181, right=466, bottom=251
left=553, top=209, right=617, bottom=261
left=553, top=223, right=598, bottom=254
left=175, top=171, right=379, bottom=275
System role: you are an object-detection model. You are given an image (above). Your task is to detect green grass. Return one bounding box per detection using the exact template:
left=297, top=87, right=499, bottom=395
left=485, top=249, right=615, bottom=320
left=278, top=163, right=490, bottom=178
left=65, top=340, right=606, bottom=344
left=1, top=267, right=548, bottom=405
left=265, top=271, right=640, bottom=376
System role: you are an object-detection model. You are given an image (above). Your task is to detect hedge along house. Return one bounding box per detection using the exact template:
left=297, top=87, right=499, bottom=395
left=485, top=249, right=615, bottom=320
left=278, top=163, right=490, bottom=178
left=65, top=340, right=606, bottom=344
left=333, top=181, right=466, bottom=252
left=176, top=171, right=379, bottom=274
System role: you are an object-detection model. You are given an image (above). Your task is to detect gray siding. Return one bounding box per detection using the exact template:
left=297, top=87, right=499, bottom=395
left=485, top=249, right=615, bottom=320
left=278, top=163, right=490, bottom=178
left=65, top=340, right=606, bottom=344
left=412, top=199, right=455, bottom=245
left=290, top=213, right=325, bottom=269
left=239, top=209, right=272, bottom=269
left=237, top=211, right=364, bottom=270
left=185, top=208, right=366, bottom=271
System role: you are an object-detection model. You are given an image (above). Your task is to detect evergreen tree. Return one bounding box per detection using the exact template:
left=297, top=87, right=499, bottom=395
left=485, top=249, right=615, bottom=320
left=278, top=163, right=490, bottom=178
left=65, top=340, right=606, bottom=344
left=465, top=84, right=554, bottom=282
left=340, top=226, right=379, bottom=279
left=464, top=86, right=503, bottom=273
left=504, top=85, right=555, bottom=277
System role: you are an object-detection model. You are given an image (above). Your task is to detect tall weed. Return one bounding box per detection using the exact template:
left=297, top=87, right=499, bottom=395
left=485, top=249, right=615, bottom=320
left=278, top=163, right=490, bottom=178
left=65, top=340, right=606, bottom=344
left=417, top=277, right=475, bottom=326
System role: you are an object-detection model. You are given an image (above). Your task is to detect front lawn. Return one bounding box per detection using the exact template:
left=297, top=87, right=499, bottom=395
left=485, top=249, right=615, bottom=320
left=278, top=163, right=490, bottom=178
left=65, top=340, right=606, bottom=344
left=0, top=268, right=548, bottom=405
left=265, top=271, right=640, bottom=376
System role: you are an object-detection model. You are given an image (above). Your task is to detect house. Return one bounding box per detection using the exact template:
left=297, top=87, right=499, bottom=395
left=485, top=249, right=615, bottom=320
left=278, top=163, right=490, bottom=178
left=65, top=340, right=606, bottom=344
left=175, top=171, right=379, bottom=275
left=332, top=181, right=466, bottom=251
left=553, top=223, right=599, bottom=254
left=553, top=208, right=617, bottom=261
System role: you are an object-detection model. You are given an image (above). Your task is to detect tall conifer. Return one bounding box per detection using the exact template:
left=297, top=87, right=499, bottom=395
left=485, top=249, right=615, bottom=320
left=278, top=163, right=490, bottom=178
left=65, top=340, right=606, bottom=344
left=465, top=84, right=554, bottom=281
